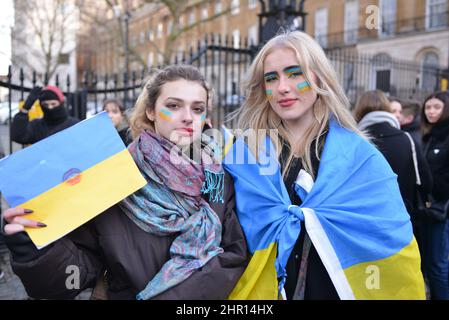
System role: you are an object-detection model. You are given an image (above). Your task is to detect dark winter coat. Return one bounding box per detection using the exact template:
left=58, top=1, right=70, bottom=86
left=11, top=110, right=79, bottom=144
left=402, top=117, right=423, bottom=150
left=423, top=119, right=449, bottom=202
left=365, top=122, right=433, bottom=215
left=3, top=173, right=248, bottom=300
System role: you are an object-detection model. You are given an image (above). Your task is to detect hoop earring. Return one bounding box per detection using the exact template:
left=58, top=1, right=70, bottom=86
left=313, top=96, right=324, bottom=124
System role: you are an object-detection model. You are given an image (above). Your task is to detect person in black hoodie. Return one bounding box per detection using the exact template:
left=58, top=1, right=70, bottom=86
left=11, top=86, right=79, bottom=144
left=355, top=91, right=432, bottom=219
left=421, top=91, right=449, bottom=300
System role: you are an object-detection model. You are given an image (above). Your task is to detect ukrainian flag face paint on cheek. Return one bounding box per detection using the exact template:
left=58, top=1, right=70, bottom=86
left=158, top=109, right=173, bottom=122
left=200, top=114, right=206, bottom=126
left=266, top=89, right=273, bottom=100
left=296, top=81, right=311, bottom=93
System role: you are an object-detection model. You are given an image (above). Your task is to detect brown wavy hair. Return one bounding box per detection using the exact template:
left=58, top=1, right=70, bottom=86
left=129, top=65, right=213, bottom=139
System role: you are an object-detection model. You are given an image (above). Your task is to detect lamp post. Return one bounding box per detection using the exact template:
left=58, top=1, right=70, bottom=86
left=258, top=0, right=307, bottom=44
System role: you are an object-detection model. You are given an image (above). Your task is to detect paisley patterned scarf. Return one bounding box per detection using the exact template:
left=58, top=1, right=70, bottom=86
left=120, top=129, right=225, bottom=300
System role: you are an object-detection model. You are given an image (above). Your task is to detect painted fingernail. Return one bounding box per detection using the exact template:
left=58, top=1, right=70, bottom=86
left=37, top=222, right=47, bottom=228
left=24, top=209, right=33, bottom=213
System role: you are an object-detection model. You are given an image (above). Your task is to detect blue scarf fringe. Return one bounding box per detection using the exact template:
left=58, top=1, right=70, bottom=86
left=201, top=169, right=224, bottom=203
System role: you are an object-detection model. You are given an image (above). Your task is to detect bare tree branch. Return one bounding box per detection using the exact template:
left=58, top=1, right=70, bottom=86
left=14, top=0, right=77, bottom=80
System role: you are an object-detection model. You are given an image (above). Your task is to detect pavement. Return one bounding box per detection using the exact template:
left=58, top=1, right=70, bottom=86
left=0, top=246, right=28, bottom=300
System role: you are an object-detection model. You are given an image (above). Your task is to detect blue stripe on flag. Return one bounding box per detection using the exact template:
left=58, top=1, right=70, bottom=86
left=302, top=120, right=413, bottom=268
left=0, top=112, right=125, bottom=206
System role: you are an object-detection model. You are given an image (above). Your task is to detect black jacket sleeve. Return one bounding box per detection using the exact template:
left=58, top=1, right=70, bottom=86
left=3, top=222, right=104, bottom=299
left=10, top=112, right=38, bottom=144
left=416, top=143, right=433, bottom=196
left=153, top=173, right=249, bottom=300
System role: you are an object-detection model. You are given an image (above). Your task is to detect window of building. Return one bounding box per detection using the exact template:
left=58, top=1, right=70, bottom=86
left=232, top=29, right=240, bottom=48
left=57, top=53, right=70, bottom=64
left=248, top=24, right=258, bottom=45
left=157, top=22, right=163, bottom=38
left=371, top=53, right=392, bottom=93
left=215, top=0, right=222, bottom=14
left=131, top=36, right=137, bottom=48
left=421, top=52, right=439, bottom=90
left=177, top=49, right=184, bottom=63
left=167, top=20, right=173, bottom=35
left=148, top=30, right=154, bottom=41
left=426, top=0, right=448, bottom=29
left=344, top=0, right=358, bottom=44
left=189, top=9, right=196, bottom=25
left=180, top=16, right=184, bottom=28
left=158, top=53, right=164, bottom=65
left=202, top=6, right=208, bottom=20
left=379, top=0, right=396, bottom=37
left=248, top=0, right=257, bottom=9
left=231, top=0, right=240, bottom=15
left=315, top=8, right=328, bottom=48
left=140, top=31, right=145, bottom=44
left=148, top=52, right=154, bottom=67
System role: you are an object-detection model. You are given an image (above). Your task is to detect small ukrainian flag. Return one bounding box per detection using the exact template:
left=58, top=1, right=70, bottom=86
left=0, top=112, right=146, bottom=249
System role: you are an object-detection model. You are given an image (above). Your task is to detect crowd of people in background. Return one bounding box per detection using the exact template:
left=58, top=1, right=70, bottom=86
left=0, top=31, right=448, bottom=300
left=355, top=90, right=449, bottom=300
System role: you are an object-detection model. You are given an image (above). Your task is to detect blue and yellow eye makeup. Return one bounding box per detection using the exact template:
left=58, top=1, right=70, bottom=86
left=264, top=65, right=311, bottom=94
left=284, top=66, right=303, bottom=78
left=264, top=65, right=304, bottom=83
left=158, top=109, right=173, bottom=122
left=264, top=72, right=279, bottom=83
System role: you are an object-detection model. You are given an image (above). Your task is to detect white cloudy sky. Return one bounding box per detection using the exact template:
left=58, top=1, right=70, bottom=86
left=0, top=0, right=14, bottom=76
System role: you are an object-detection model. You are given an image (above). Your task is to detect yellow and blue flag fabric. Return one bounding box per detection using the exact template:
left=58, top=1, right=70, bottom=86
left=223, top=118, right=425, bottom=300
left=18, top=99, right=44, bottom=120
left=0, top=112, right=146, bottom=249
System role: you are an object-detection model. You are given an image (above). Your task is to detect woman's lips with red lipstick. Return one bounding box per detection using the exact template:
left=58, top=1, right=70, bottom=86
left=177, top=128, right=194, bottom=136
left=278, top=98, right=297, bottom=107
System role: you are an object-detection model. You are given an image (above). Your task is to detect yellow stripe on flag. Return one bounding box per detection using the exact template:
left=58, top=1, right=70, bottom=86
left=228, top=242, right=278, bottom=300
left=22, top=149, right=146, bottom=248
left=343, top=237, right=425, bottom=300
left=221, top=126, right=234, bottom=160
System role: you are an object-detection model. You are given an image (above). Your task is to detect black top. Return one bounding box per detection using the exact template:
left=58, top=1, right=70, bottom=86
left=423, top=119, right=449, bottom=202
left=280, top=132, right=339, bottom=300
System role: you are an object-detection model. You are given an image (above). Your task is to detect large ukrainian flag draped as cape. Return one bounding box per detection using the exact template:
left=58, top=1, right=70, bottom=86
left=222, top=118, right=425, bottom=300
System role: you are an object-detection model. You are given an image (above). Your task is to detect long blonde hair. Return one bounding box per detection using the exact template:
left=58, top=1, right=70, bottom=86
left=230, top=31, right=364, bottom=178
left=129, top=65, right=212, bottom=140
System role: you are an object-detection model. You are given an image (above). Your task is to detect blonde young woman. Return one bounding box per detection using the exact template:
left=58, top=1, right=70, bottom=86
left=2, top=65, right=248, bottom=300
left=223, top=31, right=425, bottom=300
